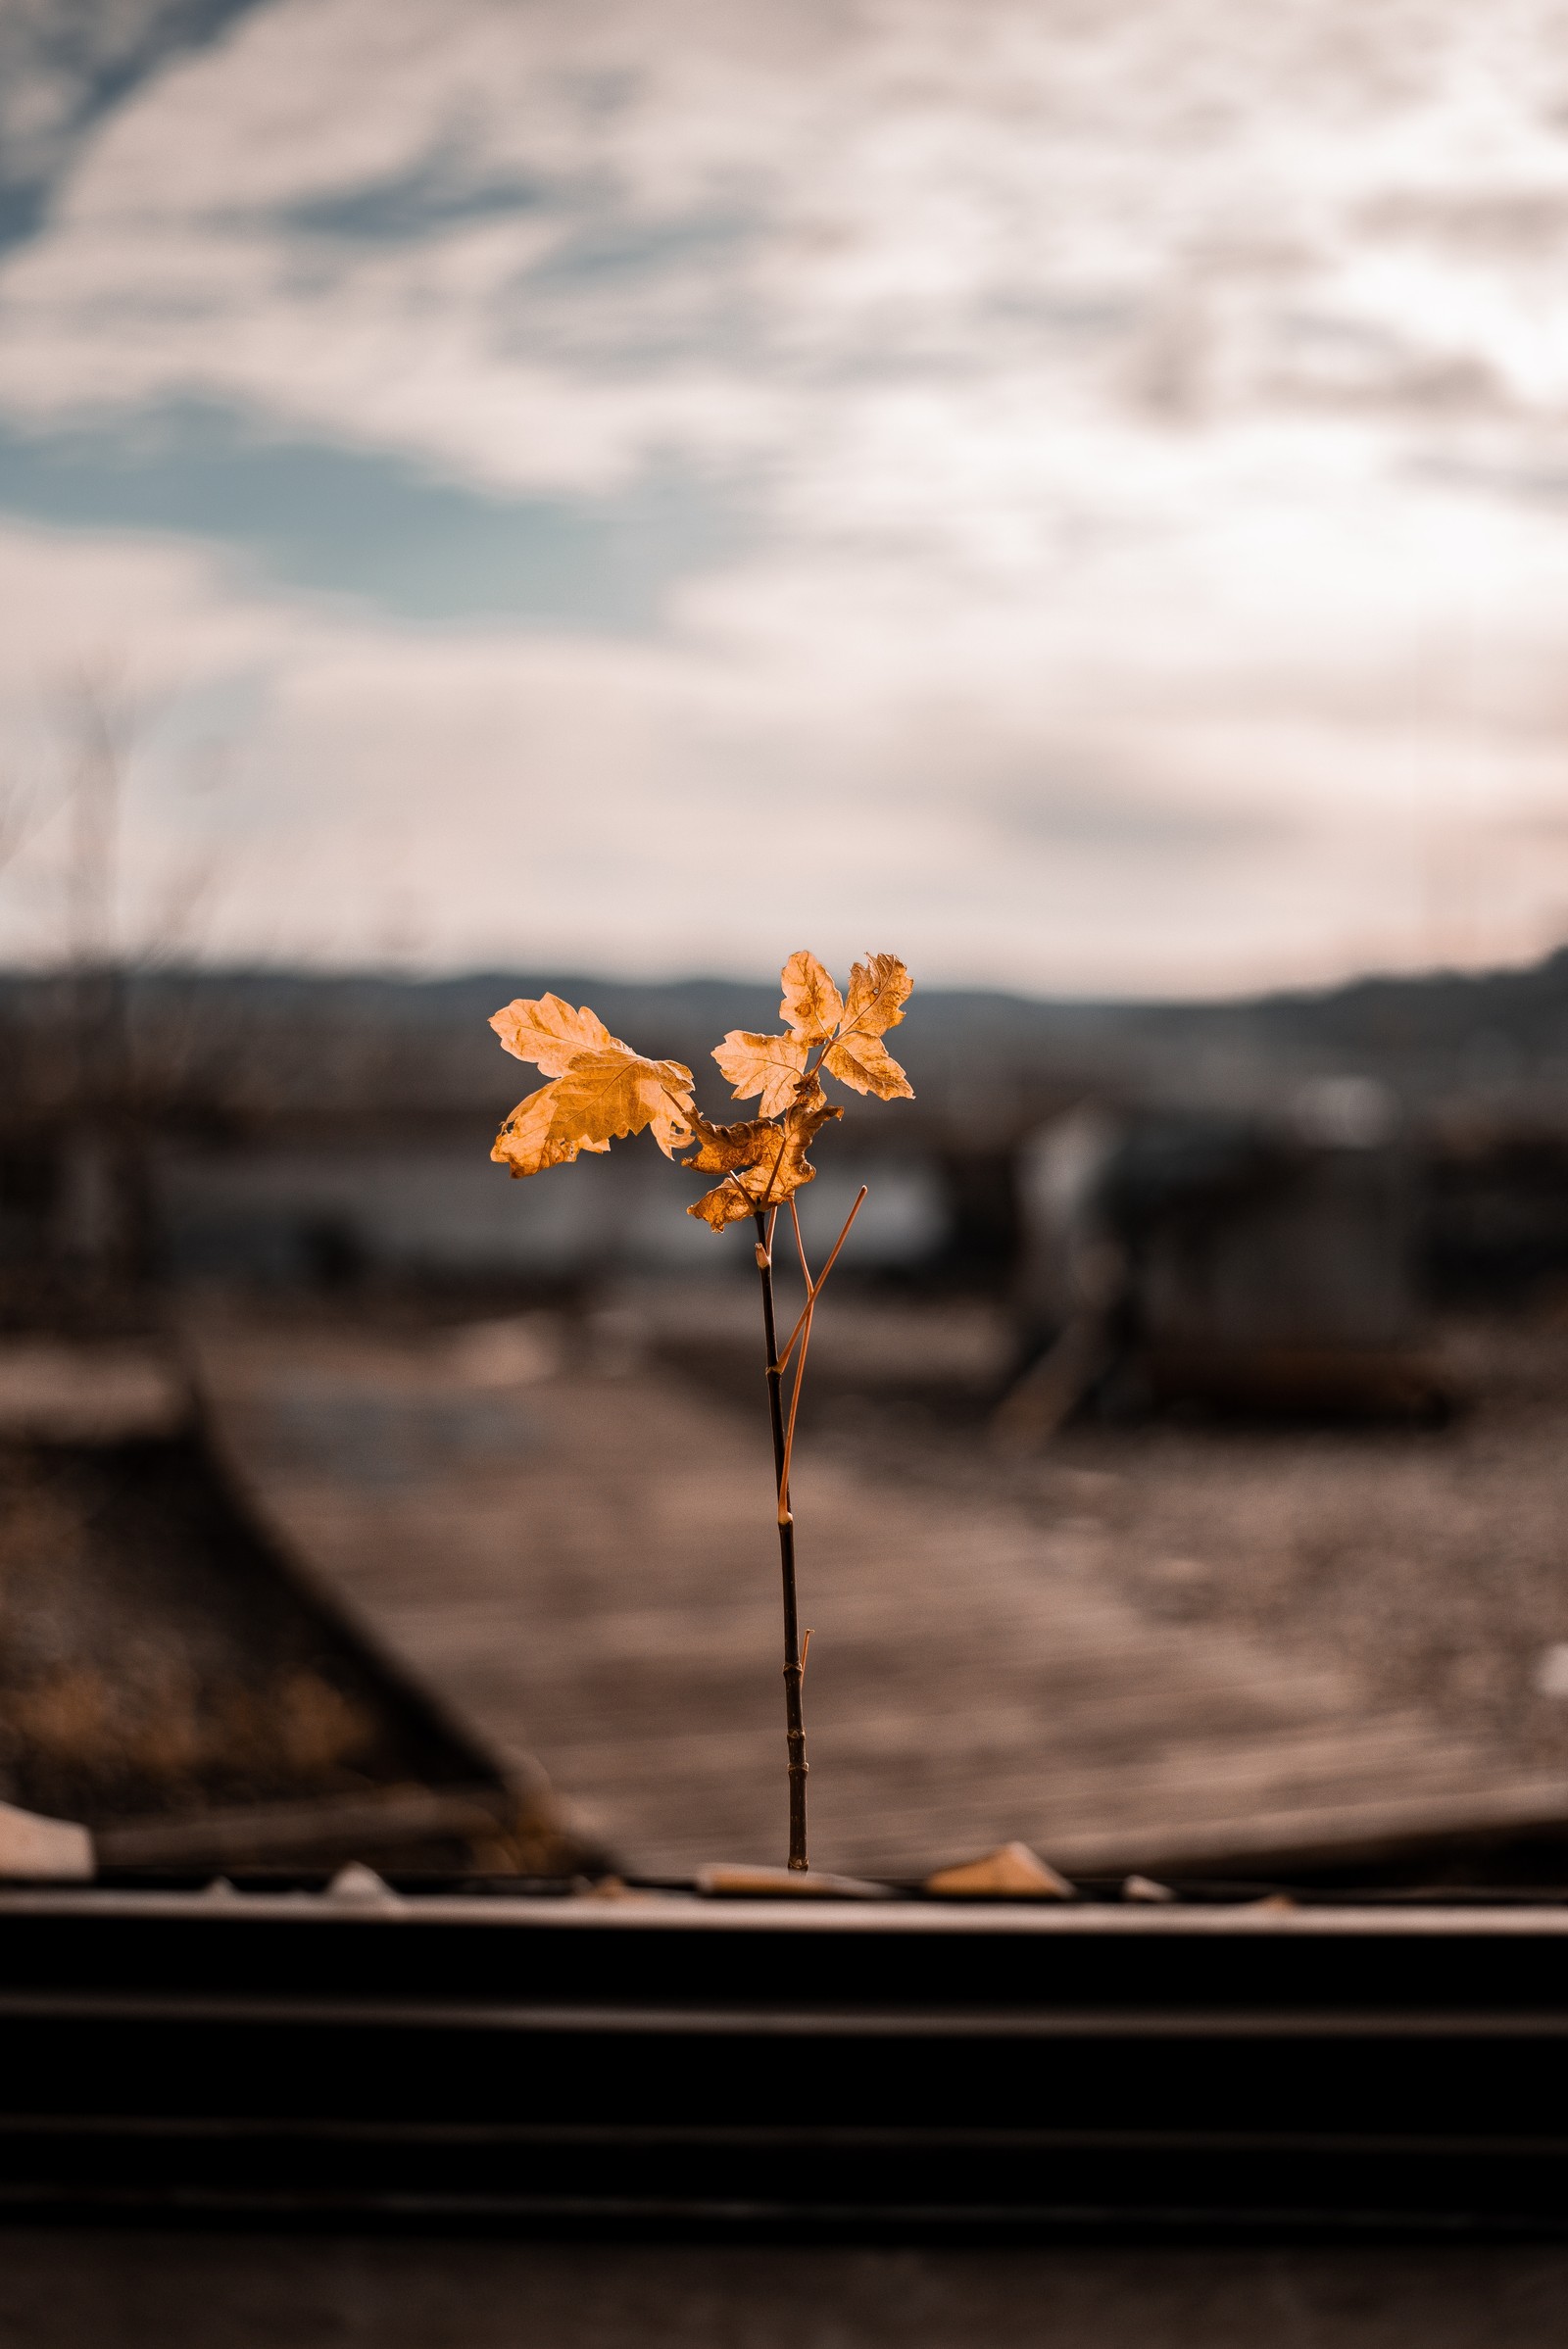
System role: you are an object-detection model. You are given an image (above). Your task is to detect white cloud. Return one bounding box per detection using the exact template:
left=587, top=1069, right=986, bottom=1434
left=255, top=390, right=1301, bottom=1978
left=0, top=509, right=1562, bottom=994
left=0, top=0, right=1566, bottom=991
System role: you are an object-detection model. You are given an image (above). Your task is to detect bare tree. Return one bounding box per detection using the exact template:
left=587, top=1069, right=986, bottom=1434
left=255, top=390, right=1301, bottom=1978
left=53, top=665, right=154, bottom=1290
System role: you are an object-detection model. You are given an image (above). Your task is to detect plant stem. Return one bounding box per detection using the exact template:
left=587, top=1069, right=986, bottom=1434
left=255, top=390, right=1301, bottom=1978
left=754, top=1207, right=808, bottom=1870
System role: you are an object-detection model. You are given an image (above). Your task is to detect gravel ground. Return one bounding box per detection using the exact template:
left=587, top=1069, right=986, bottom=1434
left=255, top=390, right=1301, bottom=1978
left=816, top=1311, right=1568, bottom=1778
left=2, top=2233, right=1566, bottom=2349
left=0, top=1424, right=495, bottom=1827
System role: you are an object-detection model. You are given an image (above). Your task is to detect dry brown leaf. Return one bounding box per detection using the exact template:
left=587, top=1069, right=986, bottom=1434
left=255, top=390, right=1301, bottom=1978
left=489, top=997, right=696, bottom=1178
left=491, top=1080, right=611, bottom=1178
left=489, top=993, right=614, bottom=1075
left=713, top=952, right=914, bottom=1110
left=548, top=1049, right=696, bottom=1159
left=840, top=953, right=911, bottom=1039
left=822, top=1028, right=913, bottom=1100
left=687, top=1150, right=794, bottom=1232
left=923, top=1842, right=1074, bottom=1899
left=688, top=1176, right=765, bottom=1233
left=820, top=952, right=913, bottom=1097
left=682, top=1111, right=780, bottom=1174
left=779, top=950, right=844, bottom=1043
left=686, top=1085, right=842, bottom=1231
left=711, top=1029, right=810, bottom=1116
left=687, top=1187, right=749, bottom=1233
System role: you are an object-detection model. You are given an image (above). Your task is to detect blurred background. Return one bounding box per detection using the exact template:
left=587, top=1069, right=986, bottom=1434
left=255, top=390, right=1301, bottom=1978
left=3, top=0, right=1568, bottom=1902
left=14, top=5, right=1568, bottom=2338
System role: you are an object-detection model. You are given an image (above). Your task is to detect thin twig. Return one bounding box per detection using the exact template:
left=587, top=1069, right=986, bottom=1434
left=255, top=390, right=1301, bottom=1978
left=788, top=1193, right=813, bottom=1290
left=773, top=1186, right=869, bottom=1375
left=777, top=1288, right=819, bottom=1528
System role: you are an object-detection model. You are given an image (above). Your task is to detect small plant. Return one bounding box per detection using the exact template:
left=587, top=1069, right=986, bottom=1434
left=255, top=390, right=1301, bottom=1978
left=489, top=951, right=913, bottom=1871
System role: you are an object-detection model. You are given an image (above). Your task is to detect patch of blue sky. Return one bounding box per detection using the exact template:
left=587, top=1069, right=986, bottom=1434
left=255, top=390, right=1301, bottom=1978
left=0, top=0, right=269, bottom=250
left=525, top=205, right=757, bottom=289
left=0, top=404, right=746, bottom=629
left=282, top=161, right=559, bottom=245
left=489, top=203, right=767, bottom=373
left=279, top=141, right=757, bottom=285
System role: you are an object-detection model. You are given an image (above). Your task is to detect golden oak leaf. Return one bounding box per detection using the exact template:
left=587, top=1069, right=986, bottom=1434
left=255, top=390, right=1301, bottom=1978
left=489, top=993, right=614, bottom=1076
left=491, top=1080, right=612, bottom=1178
left=685, top=1085, right=842, bottom=1231
left=819, top=952, right=913, bottom=1099
left=548, top=1048, right=696, bottom=1159
left=779, top=949, right=844, bottom=1043
left=711, top=1029, right=809, bottom=1117
left=489, top=997, right=697, bottom=1176
left=822, top=1029, right=913, bottom=1100
left=840, top=953, right=911, bottom=1039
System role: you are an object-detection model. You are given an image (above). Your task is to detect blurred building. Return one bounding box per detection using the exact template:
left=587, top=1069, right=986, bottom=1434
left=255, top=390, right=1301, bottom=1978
left=0, top=955, right=1567, bottom=1318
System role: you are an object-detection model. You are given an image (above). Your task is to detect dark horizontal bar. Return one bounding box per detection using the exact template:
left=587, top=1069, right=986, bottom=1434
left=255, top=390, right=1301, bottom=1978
left=2, top=1889, right=1566, bottom=2236
left=4, top=1990, right=1568, bottom=2039
left=3, top=2186, right=1560, bottom=2241
left=8, top=2115, right=1568, bottom=2161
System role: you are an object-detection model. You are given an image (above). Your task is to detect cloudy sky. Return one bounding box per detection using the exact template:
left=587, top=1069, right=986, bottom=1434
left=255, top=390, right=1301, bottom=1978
left=0, top=0, right=1566, bottom=994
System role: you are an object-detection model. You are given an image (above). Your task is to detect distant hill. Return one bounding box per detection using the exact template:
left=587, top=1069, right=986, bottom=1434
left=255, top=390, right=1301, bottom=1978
left=0, top=950, right=1565, bottom=1140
